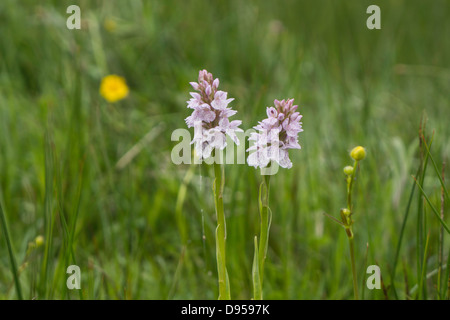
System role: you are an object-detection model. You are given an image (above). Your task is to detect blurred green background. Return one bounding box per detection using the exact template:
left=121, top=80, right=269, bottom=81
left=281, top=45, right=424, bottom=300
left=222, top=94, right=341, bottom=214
left=0, top=0, right=449, bottom=299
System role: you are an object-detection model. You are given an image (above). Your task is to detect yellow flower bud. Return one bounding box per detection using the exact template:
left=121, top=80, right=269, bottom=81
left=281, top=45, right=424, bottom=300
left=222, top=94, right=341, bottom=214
left=340, top=208, right=352, bottom=226
left=343, top=166, right=354, bottom=176
left=350, top=146, right=366, bottom=161
left=35, top=235, right=44, bottom=248
left=104, top=19, right=117, bottom=33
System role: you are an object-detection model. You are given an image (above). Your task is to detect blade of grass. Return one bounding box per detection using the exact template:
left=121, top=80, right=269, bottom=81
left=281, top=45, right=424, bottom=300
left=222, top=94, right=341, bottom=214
left=438, top=162, right=445, bottom=299
left=323, top=212, right=346, bottom=227
left=446, top=246, right=450, bottom=299
left=421, top=133, right=449, bottom=201
left=0, top=192, right=23, bottom=300
left=390, top=166, right=420, bottom=299
left=417, top=231, right=430, bottom=300
left=402, top=259, right=410, bottom=299
left=416, top=125, right=432, bottom=300
left=175, top=166, right=195, bottom=245
left=409, top=260, right=447, bottom=296
left=361, top=243, right=369, bottom=300
left=413, top=176, right=450, bottom=235
left=40, top=131, right=56, bottom=299
left=422, top=198, right=428, bottom=299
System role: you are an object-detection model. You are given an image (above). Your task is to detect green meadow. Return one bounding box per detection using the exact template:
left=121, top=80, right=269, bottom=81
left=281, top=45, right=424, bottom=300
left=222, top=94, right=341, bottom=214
left=0, top=0, right=449, bottom=300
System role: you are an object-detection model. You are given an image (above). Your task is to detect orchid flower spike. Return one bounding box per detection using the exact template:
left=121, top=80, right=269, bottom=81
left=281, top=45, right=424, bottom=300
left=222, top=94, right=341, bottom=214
left=247, top=99, right=303, bottom=169
left=186, top=69, right=243, bottom=159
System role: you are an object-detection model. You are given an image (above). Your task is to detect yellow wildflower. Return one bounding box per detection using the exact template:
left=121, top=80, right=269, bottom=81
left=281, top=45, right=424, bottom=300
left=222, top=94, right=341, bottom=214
left=100, top=75, right=129, bottom=103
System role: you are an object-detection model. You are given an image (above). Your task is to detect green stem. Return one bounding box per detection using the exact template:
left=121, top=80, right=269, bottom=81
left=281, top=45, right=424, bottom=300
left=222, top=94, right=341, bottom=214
left=213, top=163, right=230, bottom=300
left=0, top=195, right=23, bottom=300
left=259, top=175, right=271, bottom=284
left=348, top=235, right=359, bottom=300
left=346, top=160, right=359, bottom=300
left=254, top=174, right=271, bottom=300
left=252, top=236, right=262, bottom=300
left=347, top=160, right=358, bottom=211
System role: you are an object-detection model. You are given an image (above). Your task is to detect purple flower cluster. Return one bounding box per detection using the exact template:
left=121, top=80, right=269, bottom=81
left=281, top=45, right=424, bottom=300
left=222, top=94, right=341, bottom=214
left=247, top=99, right=303, bottom=169
left=185, top=70, right=242, bottom=159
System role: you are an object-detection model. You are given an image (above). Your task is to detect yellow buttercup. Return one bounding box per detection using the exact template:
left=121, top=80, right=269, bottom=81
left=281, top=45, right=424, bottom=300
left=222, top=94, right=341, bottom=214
left=100, top=75, right=129, bottom=103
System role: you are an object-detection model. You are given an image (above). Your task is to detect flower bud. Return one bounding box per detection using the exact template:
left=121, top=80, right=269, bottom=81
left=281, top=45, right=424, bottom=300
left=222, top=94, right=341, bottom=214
left=35, top=235, right=44, bottom=248
left=340, top=208, right=352, bottom=226
left=343, top=166, right=354, bottom=176
left=212, top=78, right=219, bottom=90
left=350, top=146, right=366, bottom=161
left=189, top=82, right=199, bottom=90
left=205, top=85, right=212, bottom=97
left=103, top=19, right=117, bottom=33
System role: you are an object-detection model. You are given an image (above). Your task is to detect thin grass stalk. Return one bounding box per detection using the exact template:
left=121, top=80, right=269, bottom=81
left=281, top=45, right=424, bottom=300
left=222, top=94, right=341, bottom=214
left=346, top=159, right=359, bottom=300
left=413, top=177, right=450, bottom=234
left=438, top=163, right=445, bottom=299
left=40, top=131, right=55, bottom=299
left=416, top=143, right=424, bottom=296
left=446, top=246, right=450, bottom=300
left=0, top=193, right=23, bottom=300
left=422, top=135, right=449, bottom=201
left=417, top=231, right=430, bottom=299
left=390, top=166, right=420, bottom=299
left=416, top=120, right=426, bottom=293
left=416, top=127, right=433, bottom=299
